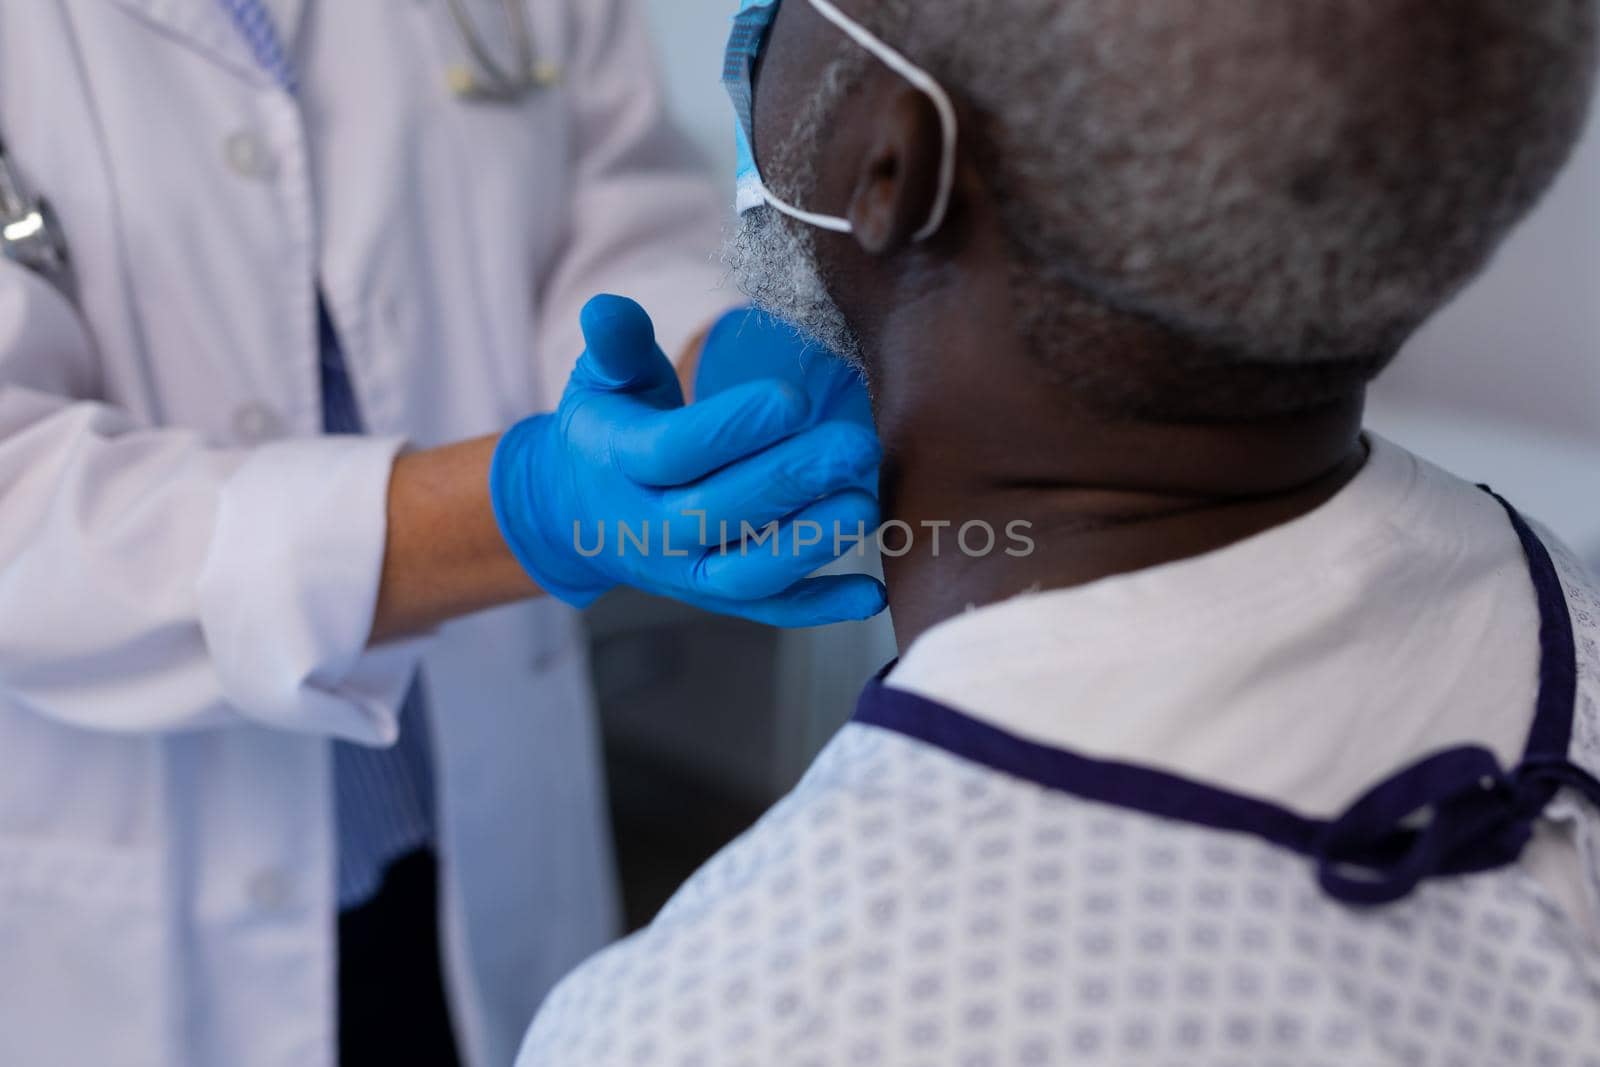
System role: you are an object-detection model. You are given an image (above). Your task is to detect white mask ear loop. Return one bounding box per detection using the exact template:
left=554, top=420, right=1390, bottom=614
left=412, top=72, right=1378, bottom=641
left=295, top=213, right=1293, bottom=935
left=758, top=0, right=960, bottom=242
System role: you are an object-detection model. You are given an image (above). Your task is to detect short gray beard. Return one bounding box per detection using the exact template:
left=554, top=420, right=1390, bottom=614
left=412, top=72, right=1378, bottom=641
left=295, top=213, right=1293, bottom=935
left=722, top=207, right=865, bottom=372
left=720, top=49, right=872, bottom=372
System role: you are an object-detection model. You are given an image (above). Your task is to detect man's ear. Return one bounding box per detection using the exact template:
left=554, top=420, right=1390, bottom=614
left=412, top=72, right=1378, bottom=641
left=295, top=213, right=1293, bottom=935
left=845, top=83, right=945, bottom=256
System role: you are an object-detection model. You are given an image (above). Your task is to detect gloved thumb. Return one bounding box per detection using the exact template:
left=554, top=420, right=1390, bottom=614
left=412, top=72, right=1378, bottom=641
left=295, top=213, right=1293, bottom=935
left=575, top=294, right=679, bottom=400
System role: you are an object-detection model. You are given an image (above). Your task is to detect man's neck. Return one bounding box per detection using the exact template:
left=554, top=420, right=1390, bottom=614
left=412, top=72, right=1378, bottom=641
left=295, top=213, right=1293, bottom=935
left=868, top=289, right=1368, bottom=652
left=881, top=432, right=1367, bottom=651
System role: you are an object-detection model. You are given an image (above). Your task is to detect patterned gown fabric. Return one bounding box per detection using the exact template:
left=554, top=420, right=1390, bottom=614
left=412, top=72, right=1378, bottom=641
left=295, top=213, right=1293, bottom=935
left=518, top=515, right=1600, bottom=1066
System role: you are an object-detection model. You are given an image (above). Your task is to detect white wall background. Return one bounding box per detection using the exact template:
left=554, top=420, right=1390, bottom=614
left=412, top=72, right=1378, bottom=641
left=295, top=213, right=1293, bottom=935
left=643, top=0, right=1600, bottom=559
left=1370, top=87, right=1600, bottom=558
left=644, top=0, right=742, bottom=187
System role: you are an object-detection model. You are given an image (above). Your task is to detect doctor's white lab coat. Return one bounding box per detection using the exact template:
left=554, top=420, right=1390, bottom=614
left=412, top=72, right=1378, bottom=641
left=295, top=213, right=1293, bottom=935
left=0, top=2, right=735, bottom=1065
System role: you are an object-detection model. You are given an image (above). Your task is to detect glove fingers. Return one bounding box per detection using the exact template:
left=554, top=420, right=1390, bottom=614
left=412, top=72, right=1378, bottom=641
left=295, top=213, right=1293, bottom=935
left=689, top=574, right=888, bottom=629
left=694, top=307, right=810, bottom=400
left=695, top=308, right=874, bottom=431
left=667, top=421, right=881, bottom=535
left=814, top=359, right=875, bottom=432
left=576, top=295, right=681, bottom=404
left=693, top=490, right=880, bottom=601
left=614, top=380, right=809, bottom=487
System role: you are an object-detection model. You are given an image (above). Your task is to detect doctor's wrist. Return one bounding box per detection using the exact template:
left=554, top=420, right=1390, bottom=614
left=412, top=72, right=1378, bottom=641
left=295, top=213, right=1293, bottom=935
left=370, top=435, right=544, bottom=644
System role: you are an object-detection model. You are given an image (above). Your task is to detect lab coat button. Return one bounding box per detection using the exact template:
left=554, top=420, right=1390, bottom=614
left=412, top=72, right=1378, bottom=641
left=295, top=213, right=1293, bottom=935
left=247, top=870, right=293, bottom=911
left=224, top=131, right=275, bottom=179
left=232, top=403, right=285, bottom=444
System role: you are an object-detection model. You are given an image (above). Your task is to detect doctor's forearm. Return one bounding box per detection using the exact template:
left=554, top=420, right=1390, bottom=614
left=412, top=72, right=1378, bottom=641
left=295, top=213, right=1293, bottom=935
left=370, top=436, right=542, bottom=644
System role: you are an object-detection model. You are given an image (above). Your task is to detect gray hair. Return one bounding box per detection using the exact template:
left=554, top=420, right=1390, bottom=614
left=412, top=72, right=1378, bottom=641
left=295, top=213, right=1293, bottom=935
left=731, top=0, right=1598, bottom=416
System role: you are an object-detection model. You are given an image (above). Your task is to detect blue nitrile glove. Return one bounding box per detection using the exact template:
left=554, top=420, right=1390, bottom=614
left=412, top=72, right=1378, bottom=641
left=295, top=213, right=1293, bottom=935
left=491, top=295, right=887, bottom=628
left=698, top=308, right=879, bottom=499
left=696, top=307, right=876, bottom=448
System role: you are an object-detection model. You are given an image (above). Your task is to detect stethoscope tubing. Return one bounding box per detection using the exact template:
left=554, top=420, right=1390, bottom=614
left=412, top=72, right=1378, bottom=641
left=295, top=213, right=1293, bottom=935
left=443, top=0, right=550, bottom=100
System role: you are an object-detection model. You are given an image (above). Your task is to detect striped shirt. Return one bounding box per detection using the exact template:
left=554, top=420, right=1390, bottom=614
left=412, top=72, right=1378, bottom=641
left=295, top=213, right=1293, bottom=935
left=319, top=298, right=439, bottom=909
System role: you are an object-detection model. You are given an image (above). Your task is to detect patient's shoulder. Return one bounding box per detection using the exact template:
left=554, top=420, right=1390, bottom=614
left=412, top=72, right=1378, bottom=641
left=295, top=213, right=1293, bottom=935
left=517, top=722, right=1599, bottom=1066
left=516, top=724, right=1041, bottom=1064
left=516, top=727, right=1220, bottom=1063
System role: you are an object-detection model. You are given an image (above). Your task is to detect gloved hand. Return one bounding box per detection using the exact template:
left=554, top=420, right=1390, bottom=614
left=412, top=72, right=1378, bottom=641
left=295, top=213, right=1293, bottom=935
left=696, top=306, right=876, bottom=444
left=491, top=295, right=886, bottom=628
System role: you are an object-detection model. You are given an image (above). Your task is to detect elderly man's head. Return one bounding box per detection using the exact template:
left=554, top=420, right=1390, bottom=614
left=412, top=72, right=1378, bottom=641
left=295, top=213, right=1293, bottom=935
left=727, top=0, right=1596, bottom=418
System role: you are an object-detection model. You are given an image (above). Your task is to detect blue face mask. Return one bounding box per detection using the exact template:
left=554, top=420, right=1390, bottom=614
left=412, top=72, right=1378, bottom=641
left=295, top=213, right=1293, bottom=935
left=723, top=0, right=959, bottom=241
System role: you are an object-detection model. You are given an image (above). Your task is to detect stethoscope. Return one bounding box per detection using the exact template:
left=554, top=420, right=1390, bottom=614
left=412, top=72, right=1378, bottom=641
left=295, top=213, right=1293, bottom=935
left=442, top=0, right=561, bottom=102
left=0, top=136, right=70, bottom=295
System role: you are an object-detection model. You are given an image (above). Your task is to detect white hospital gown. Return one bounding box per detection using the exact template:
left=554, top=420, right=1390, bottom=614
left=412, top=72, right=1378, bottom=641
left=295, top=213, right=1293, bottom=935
left=520, top=441, right=1600, bottom=1066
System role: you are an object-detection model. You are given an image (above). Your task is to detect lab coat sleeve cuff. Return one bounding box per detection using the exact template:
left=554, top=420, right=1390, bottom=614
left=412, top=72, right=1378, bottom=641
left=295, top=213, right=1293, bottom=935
left=197, top=435, right=420, bottom=745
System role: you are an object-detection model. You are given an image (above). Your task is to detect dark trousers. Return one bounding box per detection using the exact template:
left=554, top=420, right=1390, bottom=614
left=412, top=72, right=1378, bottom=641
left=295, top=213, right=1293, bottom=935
left=338, top=850, right=462, bottom=1067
